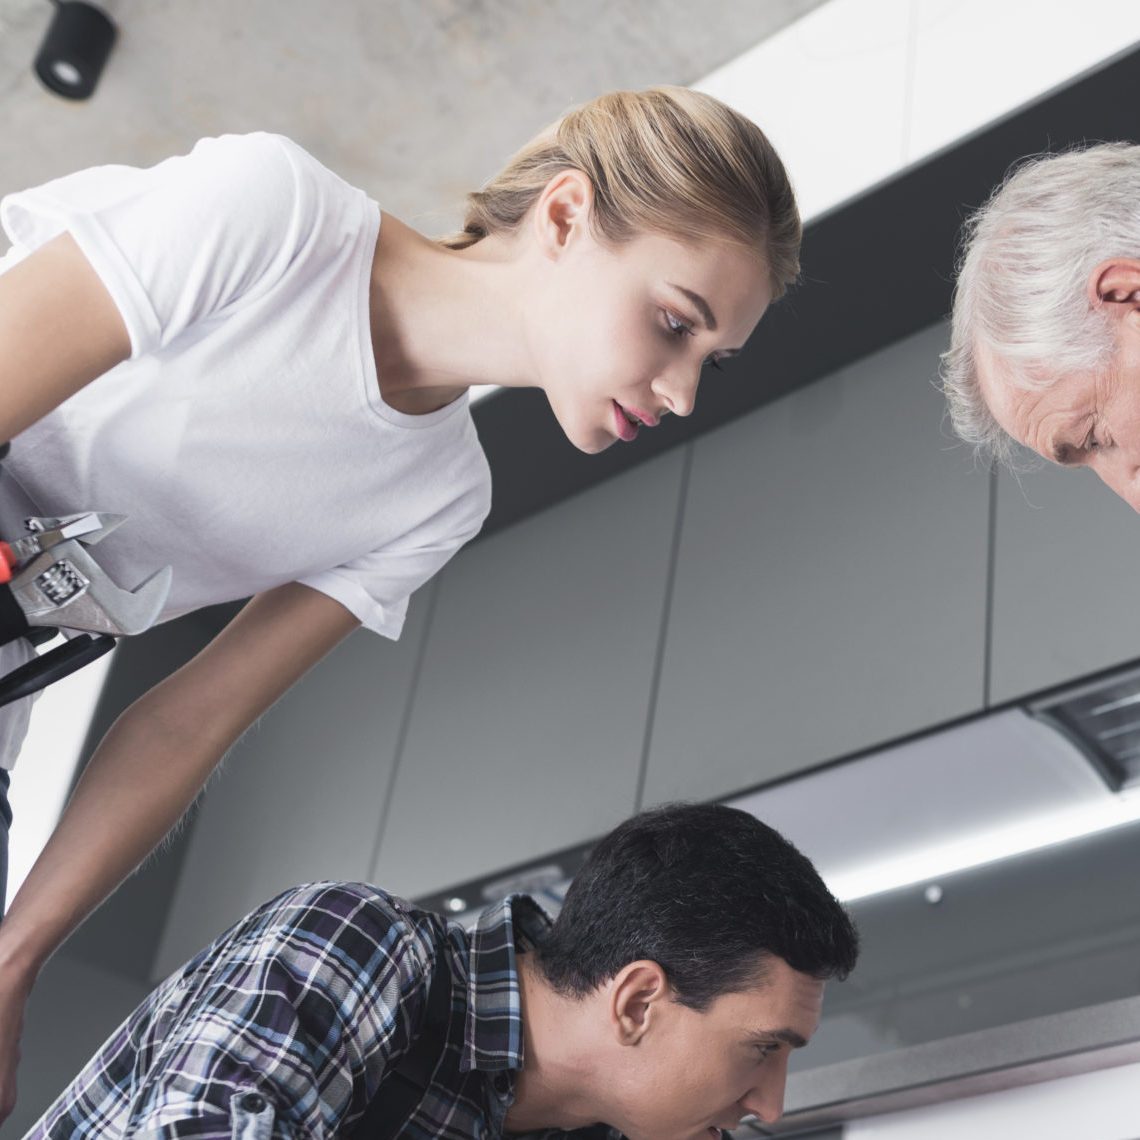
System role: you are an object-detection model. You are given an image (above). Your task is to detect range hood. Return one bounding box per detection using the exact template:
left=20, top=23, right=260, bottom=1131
left=727, top=704, right=1140, bottom=905
left=422, top=664, right=1140, bottom=921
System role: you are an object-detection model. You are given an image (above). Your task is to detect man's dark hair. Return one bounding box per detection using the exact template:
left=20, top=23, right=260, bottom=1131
left=536, top=803, right=859, bottom=1011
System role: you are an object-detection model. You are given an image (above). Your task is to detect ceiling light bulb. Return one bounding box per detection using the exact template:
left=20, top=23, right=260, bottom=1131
left=33, top=1, right=118, bottom=101
left=50, top=60, right=83, bottom=87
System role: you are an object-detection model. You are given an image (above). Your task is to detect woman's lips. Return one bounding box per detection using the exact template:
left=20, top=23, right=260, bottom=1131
left=612, top=400, right=640, bottom=442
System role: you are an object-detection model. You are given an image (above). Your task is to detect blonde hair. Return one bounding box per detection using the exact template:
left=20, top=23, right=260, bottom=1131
left=942, top=143, right=1140, bottom=465
left=440, top=86, right=801, bottom=299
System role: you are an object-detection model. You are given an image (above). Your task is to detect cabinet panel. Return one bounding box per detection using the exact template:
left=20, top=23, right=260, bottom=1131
left=644, top=322, right=989, bottom=805
left=153, top=594, right=432, bottom=978
left=373, top=450, right=686, bottom=900
left=990, top=461, right=1140, bottom=704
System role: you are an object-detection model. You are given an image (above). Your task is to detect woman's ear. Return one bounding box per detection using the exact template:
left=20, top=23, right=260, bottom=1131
left=609, top=960, right=671, bottom=1046
left=532, top=169, right=594, bottom=259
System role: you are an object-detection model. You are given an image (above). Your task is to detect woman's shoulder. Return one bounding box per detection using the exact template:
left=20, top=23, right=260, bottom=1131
left=249, top=132, right=372, bottom=207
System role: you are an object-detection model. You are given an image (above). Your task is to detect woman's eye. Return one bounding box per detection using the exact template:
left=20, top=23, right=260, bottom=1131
left=705, top=356, right=726, bottom=373
left=754, top=1044, right=777, bottom=1062
left=664, top=310, right=693, bottom=338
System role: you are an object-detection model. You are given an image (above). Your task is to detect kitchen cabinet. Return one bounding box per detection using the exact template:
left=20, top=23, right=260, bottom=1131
left=153, top=592, right=434, bottom=978
left=372, top=449, right=686, bottom=900
left=990, top=459, right=1140, bottom=704
left=643, top=322, right=990, bottom=805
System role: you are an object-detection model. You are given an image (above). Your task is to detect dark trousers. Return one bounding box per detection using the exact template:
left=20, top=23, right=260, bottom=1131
left=0, top=768, right=10, bottom=913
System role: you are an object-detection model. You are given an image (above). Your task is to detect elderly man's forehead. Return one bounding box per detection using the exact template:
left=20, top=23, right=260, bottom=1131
left=975, top=341, right=1101, bottom=460
left=973, top=341, right=1022, bottom=432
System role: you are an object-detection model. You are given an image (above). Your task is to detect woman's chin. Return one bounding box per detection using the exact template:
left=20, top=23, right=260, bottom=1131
left=580, top=435, right=617, bottom=455
left=561, top=422, right=616, bottom=455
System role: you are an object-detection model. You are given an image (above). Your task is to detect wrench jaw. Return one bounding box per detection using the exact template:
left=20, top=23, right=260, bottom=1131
left=11, top=540, right=172, bottom=637
left=11, top=512, right=128, bottom=563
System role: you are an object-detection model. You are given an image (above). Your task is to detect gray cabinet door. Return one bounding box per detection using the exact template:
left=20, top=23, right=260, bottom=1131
left=990, top=461, right=1140, bottom=704
left=372, top=449, right=686, bottom=901
left=643, top=322, right=990, bottom=805
left=153, top=592, right=434, bottom=979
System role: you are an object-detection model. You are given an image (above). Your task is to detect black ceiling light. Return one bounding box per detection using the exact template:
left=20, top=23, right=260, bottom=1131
left=34, top=1, right=117, bottom=101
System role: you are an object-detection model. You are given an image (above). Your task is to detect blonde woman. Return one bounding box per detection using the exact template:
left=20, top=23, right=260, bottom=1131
left=0, top=86, right=797, bottom=1120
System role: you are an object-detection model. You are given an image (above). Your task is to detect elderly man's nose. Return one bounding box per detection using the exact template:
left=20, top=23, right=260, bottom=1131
left=1095, top=456, right=1140, bottom=513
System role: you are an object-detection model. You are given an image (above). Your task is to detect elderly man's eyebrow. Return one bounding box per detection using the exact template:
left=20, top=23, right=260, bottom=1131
left=748, top=1027, right=809, bottom=1050
left=667, top=283, right=718, bottom=332
left=1049, top=414, right=1100, bottom=466
left=1051, top=438, right=1085, bottom=467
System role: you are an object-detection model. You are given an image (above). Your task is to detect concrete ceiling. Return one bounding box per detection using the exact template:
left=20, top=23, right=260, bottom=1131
left=0, top=0, right=825, bottom=232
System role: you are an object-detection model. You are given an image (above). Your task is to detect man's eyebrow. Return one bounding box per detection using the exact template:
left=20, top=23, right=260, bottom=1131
left=667, top=284, right=718, bottom=333
left=1049, top=415, right=1098, bottom=467
left=1050, top=437, right=1085, bottom=467
left=748, top=1028, right=809, bottom=1050
left=1052, top=441, right=1078, bottom=466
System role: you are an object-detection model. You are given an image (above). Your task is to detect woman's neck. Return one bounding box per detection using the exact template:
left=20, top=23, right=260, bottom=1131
left=368, top=212, right=537, bottom=415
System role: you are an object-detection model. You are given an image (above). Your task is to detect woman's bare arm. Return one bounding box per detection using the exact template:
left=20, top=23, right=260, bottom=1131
left=0, top=581, right=360, bottom=1120
left=0, top=232, right=131, bottom=442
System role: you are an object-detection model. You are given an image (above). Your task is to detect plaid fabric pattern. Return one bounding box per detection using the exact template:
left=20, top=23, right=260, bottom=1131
left=23, top=882, right=617, bottom=1140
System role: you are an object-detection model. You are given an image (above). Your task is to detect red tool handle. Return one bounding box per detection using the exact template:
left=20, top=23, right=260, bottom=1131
left=0, top=541, right=15, bottom=584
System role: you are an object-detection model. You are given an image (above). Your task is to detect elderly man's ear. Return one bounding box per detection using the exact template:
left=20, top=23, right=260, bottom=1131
left=1089, top=259, right=1140, bottom=309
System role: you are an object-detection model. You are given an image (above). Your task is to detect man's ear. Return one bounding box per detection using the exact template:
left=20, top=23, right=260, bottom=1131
left=609, top=960, right=671, bottom=1046
left=1088, top=258, right=1140, bottom=308
left=531, top=169, right=594, bottom=260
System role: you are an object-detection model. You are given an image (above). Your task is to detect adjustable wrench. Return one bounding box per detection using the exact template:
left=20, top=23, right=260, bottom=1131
left=0, top=512, right=172, bottom=708
left=2, top=512, right=171, bottom=636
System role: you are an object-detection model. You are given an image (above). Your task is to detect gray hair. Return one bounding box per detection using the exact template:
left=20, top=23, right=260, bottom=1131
left=941, top=142, right=1140, bottom=465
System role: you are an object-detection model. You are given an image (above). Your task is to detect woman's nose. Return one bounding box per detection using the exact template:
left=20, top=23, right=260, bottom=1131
left=652, top=365, right=700, bottom=418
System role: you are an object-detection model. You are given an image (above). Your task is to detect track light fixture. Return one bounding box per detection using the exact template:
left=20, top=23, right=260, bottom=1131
left=33, top=0, right=117, bottom=101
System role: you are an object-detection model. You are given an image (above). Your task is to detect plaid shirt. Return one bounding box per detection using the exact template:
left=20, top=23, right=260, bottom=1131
left=24, top=882, right=619, bottom=1140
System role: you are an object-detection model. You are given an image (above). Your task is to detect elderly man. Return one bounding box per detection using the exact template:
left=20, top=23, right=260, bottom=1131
left=23, top=803, right=857, bottom=1140
left=943, top=142, right=1140, bottom=506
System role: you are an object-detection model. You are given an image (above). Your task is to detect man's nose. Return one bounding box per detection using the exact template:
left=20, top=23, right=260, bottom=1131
left=740, top=1078, right=786, bottom=1126
left=1094, top=451, right=1140, bottom=513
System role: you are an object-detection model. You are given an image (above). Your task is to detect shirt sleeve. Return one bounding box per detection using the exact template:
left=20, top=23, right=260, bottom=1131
left=298, top=452, right=492, bottom=639
left=107, top=884, right=437, bottom=1139
left=0, top=132, right=307, bottom=359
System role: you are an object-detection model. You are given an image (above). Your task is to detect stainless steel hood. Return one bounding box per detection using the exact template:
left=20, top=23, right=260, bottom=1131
left=726, top=705, right=1140, bottom=905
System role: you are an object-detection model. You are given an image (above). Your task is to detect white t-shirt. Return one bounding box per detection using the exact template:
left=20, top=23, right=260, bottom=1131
left=0, top=132, right=492, bottom=643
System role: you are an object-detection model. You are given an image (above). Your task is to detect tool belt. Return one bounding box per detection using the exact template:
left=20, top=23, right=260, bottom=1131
left=0, top=442, right=171, bottom=709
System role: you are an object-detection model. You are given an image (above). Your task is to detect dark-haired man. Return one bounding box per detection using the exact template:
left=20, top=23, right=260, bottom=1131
left=24, top=804, right=858, bottom=1140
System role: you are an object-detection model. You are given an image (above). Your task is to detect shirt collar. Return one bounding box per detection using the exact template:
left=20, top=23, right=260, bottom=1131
left=460, top=893, right=553, bottom=1075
